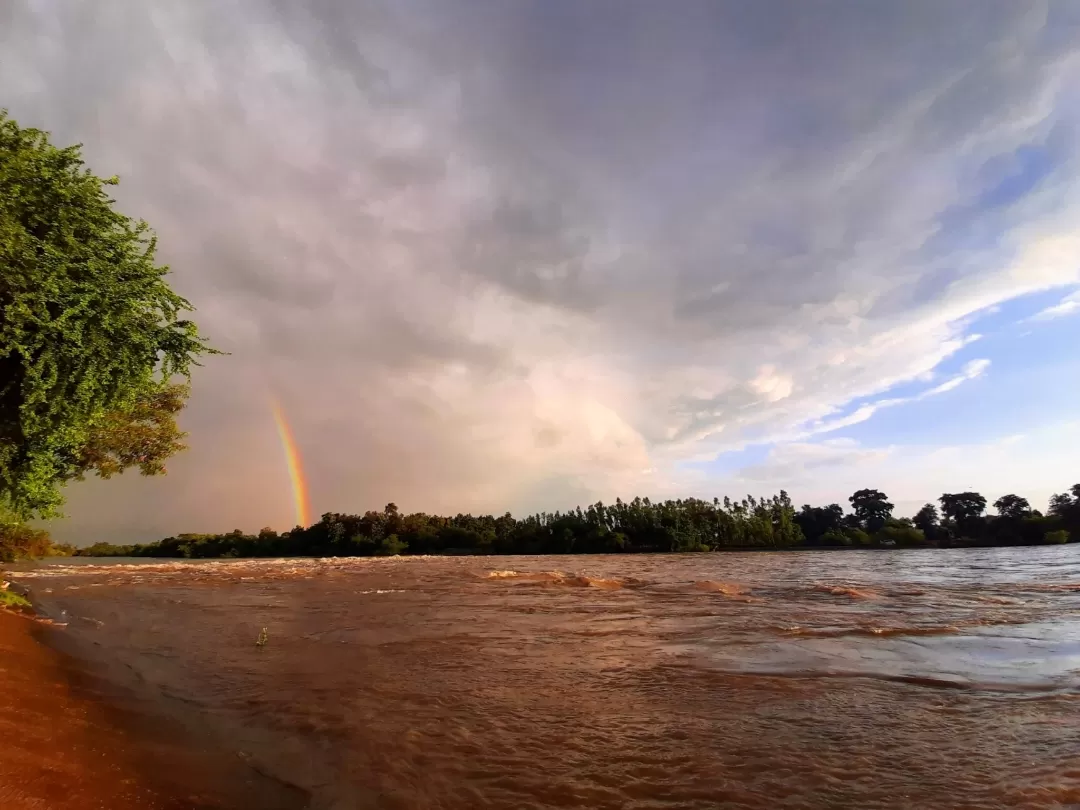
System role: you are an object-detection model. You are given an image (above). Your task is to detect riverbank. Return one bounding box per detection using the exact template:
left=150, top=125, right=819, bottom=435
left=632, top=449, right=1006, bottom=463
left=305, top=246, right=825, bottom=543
left=0, top=608, right=180, bottom=809
left=0, top=606, right=308, bottom=810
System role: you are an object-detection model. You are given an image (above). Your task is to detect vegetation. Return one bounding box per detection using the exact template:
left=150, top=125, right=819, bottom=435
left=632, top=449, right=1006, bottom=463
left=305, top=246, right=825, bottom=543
left=0, top=111, right=216, bottom=520
left=72, top=484, right=1079, bottom=559
left=0, top=588, right=31, bottom=610
left=0, top=513, right=52, bottom=563
left=0, top=509, right=75, bottom=562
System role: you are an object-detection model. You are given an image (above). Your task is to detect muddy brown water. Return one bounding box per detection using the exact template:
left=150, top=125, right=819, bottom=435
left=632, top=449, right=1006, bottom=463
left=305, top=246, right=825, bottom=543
left=10, top=546, right=1080, bottom=809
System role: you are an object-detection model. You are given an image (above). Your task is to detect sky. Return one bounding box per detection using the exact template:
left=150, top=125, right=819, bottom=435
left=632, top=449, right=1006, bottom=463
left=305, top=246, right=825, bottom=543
left=2, top=1, right=1080, bottom=544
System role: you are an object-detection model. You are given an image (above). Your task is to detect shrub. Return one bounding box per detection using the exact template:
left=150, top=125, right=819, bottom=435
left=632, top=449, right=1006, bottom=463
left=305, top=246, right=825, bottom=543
left=0, top=586, right=31, bottom=611
left=820, top=529, right=851, bottom=546
left=0, top=521, right=52, bottom=561
left=874, top=523, right=928, bottom=547
left=377, top=534, right=408, bottom=556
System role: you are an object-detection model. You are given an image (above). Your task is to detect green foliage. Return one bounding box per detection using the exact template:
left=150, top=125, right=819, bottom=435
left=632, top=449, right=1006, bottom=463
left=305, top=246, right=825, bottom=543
left=0, top=112, right=216, bottom=518
left=994, top=494, right=1031, bottom=520
left=73, top=382, right=190, bottom=480
left=939, top=492, right=987, bottom=523
left=874, top=521, right=928, bottom=547
left=795, top=504, right=844, bottom=544
left=843, top=527, right=873, bottom=546
left=76, top=492, right=807, bottom=559
left=0, top=588, right=31, bottom=610
left=69, top=482, right=1080, bottom=559
left=912, top=503, right=939, bottom=534
left=0, top=514, right=52, bottom=562
left=819, top=528, right=851, bottom=546
left=1049, top=492, right=1075, bottom=518
left=80, top=541, right=141, bottom=558
left=376, top=534, right=408, bottom=556
left=848, top=489, right=893, bottom=531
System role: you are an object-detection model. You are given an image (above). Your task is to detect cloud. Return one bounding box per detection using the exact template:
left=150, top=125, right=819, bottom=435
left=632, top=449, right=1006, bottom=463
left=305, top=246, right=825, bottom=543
left=922, top=358, right=992, bottom=396
left=749, top=365, right=794, bottom=403
left=737, top=439, right=893, bottom=485
left=2, top=1, right=1080, bottom=542
left=731, top=422, right=1080, bottom=515
left=1030, top=288, right=1080, bottom=320
left=800, top=357, right=991, bottom=437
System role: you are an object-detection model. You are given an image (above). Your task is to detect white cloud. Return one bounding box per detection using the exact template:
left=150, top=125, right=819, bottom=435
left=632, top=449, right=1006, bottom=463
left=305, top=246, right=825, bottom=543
left=922, top=358, right=992, bottom=396
left=749, top=365, right=794, bottom=403
left=1030, top=289, right=1080, bottom=321
left=738, top=439, right=894, bottom=485
left=795, top=358, right=990, bottom=439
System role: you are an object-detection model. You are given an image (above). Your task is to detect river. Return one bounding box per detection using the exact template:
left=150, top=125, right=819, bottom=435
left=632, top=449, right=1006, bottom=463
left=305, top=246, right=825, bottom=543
left=9, top=546, right=1080, bottom=809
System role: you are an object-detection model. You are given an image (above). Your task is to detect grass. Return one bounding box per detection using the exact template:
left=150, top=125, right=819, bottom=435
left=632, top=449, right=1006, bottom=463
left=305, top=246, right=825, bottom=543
left=0, top=587, right=31, bottom=611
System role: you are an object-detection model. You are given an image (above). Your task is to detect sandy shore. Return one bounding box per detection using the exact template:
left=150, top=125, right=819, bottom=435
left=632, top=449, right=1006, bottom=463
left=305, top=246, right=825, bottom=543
left=0, top=606, right=310, bottom=810
left=0, top=608, right=184, bottom=809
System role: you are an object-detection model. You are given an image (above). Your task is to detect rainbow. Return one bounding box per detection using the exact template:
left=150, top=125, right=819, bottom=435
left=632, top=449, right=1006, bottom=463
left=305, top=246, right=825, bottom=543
left=270, top=399, right=311, bottom=528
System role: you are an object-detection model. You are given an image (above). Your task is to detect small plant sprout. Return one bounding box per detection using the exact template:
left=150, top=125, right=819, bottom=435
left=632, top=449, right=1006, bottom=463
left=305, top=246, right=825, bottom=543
left=256, top=627, right=268, bottom=647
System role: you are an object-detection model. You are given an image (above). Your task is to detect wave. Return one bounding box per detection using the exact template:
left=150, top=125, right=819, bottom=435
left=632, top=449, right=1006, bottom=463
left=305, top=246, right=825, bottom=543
left=484, top=569, right=566, bottom=581
left=571, top=576, right=626, bottom=590
left=778, top=623, right=962, bottom=639
left=1020, top=583, right=1080, bottom=593
left=810, top=670, right=1080, bottom=694
left=813, top=583, right=881, bottom=600
left=693, top=581, right=761, bottom=602
left=481, top=570, right=637, bottom=589
left=967, top=594, right=1025, bottom=605
left=776, top=612, right=1042, bottom=639
left=694, top=580, right=748, bottom=596
left=710, top=666, right=1079, bottom=694
left=11, top=555, right=440, bottom=577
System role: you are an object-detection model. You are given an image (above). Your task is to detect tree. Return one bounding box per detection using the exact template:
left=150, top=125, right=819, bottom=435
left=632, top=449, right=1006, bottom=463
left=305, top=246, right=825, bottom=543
left=993, top=494, right=1031, bottom=520
left=912, top=503, right=939, bottom=535
left=939, top=492, right=987, bottom=524
left=939, top=492, right=987, bottom=541
left=0, top=112, right=216, bottom=517
left=0, top=513, right=52, bottom=562
left=69, top=383, right=189, bottom=479
left=1048, top=492, right=1074, bottom=518
left=848, top=489, right=893, bottom=532
left=795, top=503, right=844, bottom=545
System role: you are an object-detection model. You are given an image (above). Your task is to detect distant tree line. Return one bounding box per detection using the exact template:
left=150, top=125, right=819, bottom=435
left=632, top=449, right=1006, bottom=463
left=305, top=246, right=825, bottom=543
left=794, top=486, right=1078, bottom=550
left=73, top=484, right=1080, bottom=559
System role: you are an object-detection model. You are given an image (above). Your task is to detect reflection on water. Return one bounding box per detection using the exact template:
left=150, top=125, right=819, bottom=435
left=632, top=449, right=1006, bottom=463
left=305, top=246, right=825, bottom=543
left=11, top=546, right=1080, bottom=809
